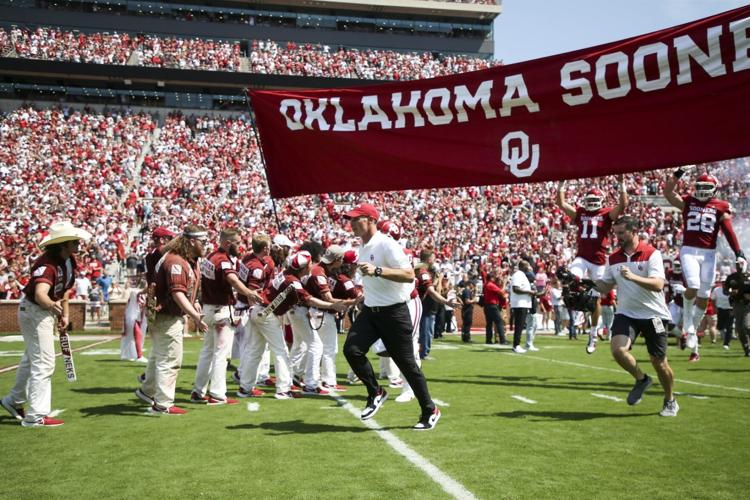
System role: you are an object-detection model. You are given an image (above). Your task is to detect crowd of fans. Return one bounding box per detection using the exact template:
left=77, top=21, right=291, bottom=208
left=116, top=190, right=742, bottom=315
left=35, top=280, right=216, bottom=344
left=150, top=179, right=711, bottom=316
left=0, top=26, right=496, bottom=80
left=1, top=101, right=748, bottom=304
left=3, top=27, right=241, bottom=71
left=248, top=40, right=498, bottom=80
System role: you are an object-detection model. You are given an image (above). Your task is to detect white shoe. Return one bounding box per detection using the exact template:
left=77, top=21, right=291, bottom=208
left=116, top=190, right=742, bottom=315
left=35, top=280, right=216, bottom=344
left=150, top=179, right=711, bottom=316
left=723, top=345, right=730, bottom=350
left=659, top=399, right=680, bottom=417
left=526, top=345, right=540, bottom=352
left=395, top=391, right=415, bottom=403
left=512, top=346, right=527, bottom=354
left=686, top=333, right=698, bottom=349
left=136, top=357, right=148, bottom=364
left=586, top=336, right=597, bottom=354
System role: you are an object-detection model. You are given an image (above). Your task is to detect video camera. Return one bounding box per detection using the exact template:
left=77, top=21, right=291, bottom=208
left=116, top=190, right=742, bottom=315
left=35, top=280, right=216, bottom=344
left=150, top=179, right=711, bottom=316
left=556, top=267, right=598, bottom=312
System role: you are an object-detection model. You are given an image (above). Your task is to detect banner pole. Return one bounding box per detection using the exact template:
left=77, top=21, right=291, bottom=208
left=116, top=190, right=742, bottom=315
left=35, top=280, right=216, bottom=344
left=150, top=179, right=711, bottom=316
left=246, top=91, right=282, bottom=233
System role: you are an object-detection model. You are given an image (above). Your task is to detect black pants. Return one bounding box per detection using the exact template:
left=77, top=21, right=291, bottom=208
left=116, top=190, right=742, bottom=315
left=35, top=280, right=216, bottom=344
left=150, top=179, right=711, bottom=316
left=344, top=303, right=435, bottom=414
left=484, top=305, right=506, bottom=343
left=461, top=307, right=473, bottom=341
left=434, top=304, right=446, bottom=337
left=512, top=307, right=528, bottom=347
left=717, top=308, right=734, bottom=345
left=444, top=310, right=455, bottom=333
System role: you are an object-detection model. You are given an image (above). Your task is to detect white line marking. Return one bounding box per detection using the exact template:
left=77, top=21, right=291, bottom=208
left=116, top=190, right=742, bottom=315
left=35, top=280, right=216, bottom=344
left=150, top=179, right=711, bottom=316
left=48, top=409, right=65, bottom=418
left=431, top=345, right=459, bottom=350
left=432, top=398, right=450, bottom=407
left=246, top=402, right=260, bottom=412
left=0, top=351, right=25, bottom=357
left=503, top=353, right=750, bottom=393
left=591, top=393, right=624, bottom=402
left=331, top=394, right=477, bottom=500
left=0, top=339, right=114, bottom=374
left=81, top=349, right=121, bottom=356
left=511, top=395, right=537, bottom=404
left=674, top=392, right=710, bottom=400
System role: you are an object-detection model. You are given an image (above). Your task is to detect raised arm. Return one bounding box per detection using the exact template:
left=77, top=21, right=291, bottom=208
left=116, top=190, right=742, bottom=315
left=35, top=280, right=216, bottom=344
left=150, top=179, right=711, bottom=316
left=609, top=174, right=629, bottom=220
left=663, top=166, right=690, bottom=210
left=556, top=181, right=577, bottom=219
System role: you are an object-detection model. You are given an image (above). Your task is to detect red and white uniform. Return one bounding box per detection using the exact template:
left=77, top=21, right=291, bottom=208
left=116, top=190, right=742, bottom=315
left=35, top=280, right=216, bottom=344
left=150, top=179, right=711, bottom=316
left=236, top=254, right=294, bottom=395
left=570, top=207, right=613, bottom=281
left=302, top=264, right=333, bottom=389
left=679, top=195, right=732, bottom=297
left=193, top=249, right=237, bottom=401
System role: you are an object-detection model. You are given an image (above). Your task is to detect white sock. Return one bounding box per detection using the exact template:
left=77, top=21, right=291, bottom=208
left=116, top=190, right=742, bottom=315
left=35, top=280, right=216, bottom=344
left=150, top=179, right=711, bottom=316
left=683, top=297, right=695, bottom=332
left=692, top=306, right=706, bottom=335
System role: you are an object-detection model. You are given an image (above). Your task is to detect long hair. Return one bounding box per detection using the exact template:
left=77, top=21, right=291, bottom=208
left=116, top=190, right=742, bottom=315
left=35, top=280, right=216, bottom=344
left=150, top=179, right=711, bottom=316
left=162, top=225, right=206, bottom=260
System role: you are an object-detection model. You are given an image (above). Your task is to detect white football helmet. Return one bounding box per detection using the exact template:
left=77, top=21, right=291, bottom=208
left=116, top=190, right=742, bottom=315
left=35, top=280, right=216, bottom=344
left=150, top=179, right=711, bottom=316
left=694, top=174, right=718, bottom=202
left=582, top=188, right=604, bottom=211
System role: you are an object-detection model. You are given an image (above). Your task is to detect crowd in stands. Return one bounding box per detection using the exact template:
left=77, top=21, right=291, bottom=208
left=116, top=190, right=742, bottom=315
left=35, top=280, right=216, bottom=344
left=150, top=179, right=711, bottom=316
left=1, top=26, right=496, bottom=80
left=248, top=40, right=497, bottom=80
left=3, top=27, right=241, bottom=71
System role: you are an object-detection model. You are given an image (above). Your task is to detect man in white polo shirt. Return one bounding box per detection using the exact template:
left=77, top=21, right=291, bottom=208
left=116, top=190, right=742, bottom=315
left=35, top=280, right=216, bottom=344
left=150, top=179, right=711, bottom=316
left=342, top=203, right=441, bottom=431
left=595, top=215, right=678, bottom=417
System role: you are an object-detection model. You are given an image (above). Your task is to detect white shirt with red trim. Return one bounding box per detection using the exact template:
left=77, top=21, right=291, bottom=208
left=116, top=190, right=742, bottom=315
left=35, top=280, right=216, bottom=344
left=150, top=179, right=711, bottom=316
left=602, top=241, right=670, bottom=320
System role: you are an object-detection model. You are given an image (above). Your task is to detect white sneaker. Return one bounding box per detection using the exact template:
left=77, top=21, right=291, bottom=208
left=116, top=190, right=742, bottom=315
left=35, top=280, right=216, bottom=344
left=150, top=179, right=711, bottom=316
left=723, top=345, right=730, bottom=350
left=586, top=336, right=597, bottom=354
left=512, top=345, right=527, bottom=354
left=395, top=390, right=415, bottom=403
left=526, top=345, right=540, bottom=352
left=136, top=357, right=148, bottom=364
left=659, top=399, right=680, bottom=417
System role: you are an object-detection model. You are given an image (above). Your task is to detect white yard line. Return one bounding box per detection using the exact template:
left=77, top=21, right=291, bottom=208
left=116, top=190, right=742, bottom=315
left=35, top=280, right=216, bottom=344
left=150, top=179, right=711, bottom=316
left=0, top=339, right=114, bottom=374
left=591, top=393, right=624, bottom=402
left=511, top=395, right=537, bottom=404
left=674, top=392, right=710, bottom=400
left=502, top=353, right=750, bottom=393
left=48, top=409, right=65, bottom=418
left=432, top=398, right=451, bottom=407
left=331, top=394, right=477, bottom=500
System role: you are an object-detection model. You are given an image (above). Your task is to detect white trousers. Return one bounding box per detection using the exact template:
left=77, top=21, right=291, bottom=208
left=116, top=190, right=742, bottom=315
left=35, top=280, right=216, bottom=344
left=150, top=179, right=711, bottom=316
left=142, top=314, right=184, bottom=408
left=319, top=312, right=339, bottom=386
left=7, top=300, right=56, bottom=422
left=287, top=307, right=324, bottom=389
left=193, top=305, right=234, bottom=400
left=238, top=308, right=292, bottom=393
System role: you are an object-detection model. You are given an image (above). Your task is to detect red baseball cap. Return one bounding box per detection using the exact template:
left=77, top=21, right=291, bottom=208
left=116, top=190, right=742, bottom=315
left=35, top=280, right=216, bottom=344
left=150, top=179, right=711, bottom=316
left=152, top=226, right=176, bottom=238
left=343, top=250, right=358, bottom=264
left=344, top=203, right=379, bottom=221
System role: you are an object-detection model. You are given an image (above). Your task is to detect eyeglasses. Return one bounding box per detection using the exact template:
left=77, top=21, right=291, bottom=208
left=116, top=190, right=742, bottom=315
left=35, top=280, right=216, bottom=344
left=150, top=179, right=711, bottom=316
left=196, top=238, right=209, bottom=245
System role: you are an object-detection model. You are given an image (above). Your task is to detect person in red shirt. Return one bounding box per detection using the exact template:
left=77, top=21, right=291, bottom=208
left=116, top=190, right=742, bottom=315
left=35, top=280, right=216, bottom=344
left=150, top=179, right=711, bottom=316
left=664, top=166, right=745, bottom=362
left=482, top=272, right=508, bottom=345
left=2, top=221, right=90, bottom=427
left=191, top=228, right=262, bottom=406
left=135, top=226, right=208, bottom=415
left=556, top=175, right=627, bottom=354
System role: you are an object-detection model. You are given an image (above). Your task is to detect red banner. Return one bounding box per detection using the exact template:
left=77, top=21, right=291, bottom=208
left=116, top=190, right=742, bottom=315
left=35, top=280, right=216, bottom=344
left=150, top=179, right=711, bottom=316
left=249, top=5, right=750, bottom=199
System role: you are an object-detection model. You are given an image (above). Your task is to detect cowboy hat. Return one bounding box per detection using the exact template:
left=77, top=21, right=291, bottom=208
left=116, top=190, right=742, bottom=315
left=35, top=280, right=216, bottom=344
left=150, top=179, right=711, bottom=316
left=39, top=221, right=92, bottom=248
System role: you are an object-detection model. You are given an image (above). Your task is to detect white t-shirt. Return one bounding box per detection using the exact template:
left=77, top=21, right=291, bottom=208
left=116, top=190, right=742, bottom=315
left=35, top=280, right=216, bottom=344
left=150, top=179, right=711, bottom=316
left=358, top=231, right=413, bottom=307
left=75, top=277, right=91, bottom=297
left=550, top=287, right=564, bottom=306
left=602, top=241, right=670, bottom=320
left=711, top=285, right=731, bottom=310
left=510, top=270, right=532, bottom=309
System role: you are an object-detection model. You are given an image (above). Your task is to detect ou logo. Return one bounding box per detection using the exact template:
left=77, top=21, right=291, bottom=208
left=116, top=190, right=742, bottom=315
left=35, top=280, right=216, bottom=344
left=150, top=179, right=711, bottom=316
left=500, top=131, right=540, bottom=178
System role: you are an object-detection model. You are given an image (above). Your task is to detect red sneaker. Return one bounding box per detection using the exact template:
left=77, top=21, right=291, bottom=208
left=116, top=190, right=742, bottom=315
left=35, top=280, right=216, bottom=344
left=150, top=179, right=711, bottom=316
left=258, top=377, right=276, bottom=387
left=688, top=352, right=701, bottom=363
left=302, top=386, right=330, bottom=396
left=189, top=391, right=209, bottom=403
left=207, top=396, right=238, bottom=406
left=322, top=382, right=348, bottom=392
left=21, top=416, right=64, bottom=427
left=150, top=405, right=187, bottom=415
left=290, top=384, right=302, bottom=392
left=236, top=387, right=264, bottom=398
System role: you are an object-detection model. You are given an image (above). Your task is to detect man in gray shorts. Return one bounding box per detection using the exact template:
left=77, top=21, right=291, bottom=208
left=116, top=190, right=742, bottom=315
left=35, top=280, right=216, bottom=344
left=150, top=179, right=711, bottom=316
left=595, top=216, right=679, bottom=417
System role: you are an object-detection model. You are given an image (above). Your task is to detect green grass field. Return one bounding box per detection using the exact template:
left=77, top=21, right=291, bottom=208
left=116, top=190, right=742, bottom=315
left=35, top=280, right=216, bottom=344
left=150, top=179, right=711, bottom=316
left=1, top=332, right=748, bottom=500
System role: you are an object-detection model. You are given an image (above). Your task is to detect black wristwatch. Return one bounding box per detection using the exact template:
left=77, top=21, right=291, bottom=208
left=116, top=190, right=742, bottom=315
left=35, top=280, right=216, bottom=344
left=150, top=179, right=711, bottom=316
left=374, top=267, right=383, bottom=277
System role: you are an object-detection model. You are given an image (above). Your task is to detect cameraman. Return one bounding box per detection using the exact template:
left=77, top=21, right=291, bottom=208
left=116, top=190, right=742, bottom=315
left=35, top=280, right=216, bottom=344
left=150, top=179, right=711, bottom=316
left=723, top=265, right=750, bottom=356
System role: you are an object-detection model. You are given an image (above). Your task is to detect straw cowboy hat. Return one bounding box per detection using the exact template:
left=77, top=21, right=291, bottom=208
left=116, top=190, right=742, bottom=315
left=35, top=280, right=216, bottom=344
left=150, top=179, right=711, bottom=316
left=39, top=221, right=92, bottom=248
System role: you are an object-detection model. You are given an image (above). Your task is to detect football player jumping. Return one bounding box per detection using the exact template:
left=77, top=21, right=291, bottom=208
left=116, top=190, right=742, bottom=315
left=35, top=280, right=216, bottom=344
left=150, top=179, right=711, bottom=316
left=556, top=175, right=628, bottom=354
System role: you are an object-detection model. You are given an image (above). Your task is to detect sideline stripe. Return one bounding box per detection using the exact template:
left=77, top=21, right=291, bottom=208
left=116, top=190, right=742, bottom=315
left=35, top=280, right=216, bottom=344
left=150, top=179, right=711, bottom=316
left=674, top=391, right=710, bottom=400
left=501, top=353, right=750, bottom=394
left=511, top=395, right=537, bottom=404
left=331, top=395, right=477, bottom=500
left=0, top=338, right=114, bottom=374
left=591, top=393, right=624, bottom=402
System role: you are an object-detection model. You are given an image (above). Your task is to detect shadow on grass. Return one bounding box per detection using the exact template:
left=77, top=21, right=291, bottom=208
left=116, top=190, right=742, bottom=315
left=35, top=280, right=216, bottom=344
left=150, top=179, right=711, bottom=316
left=226, top=420, right=371, bottom=435
left=687, top=367, right=750, bottom=373
left=71, top=386, right=132, bottom=395
left=492, top=410, right=652, bottom=421
left=79, top=403, right=153, bottom=418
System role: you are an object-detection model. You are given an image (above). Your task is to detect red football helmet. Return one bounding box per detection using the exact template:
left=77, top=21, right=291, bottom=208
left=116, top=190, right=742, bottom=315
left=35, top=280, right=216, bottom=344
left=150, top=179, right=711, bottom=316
left=378, top=220, right=402, bottom=240
left=582, top=188, right=604, bottom=211
left=694, top=174, right=718, bottom=201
